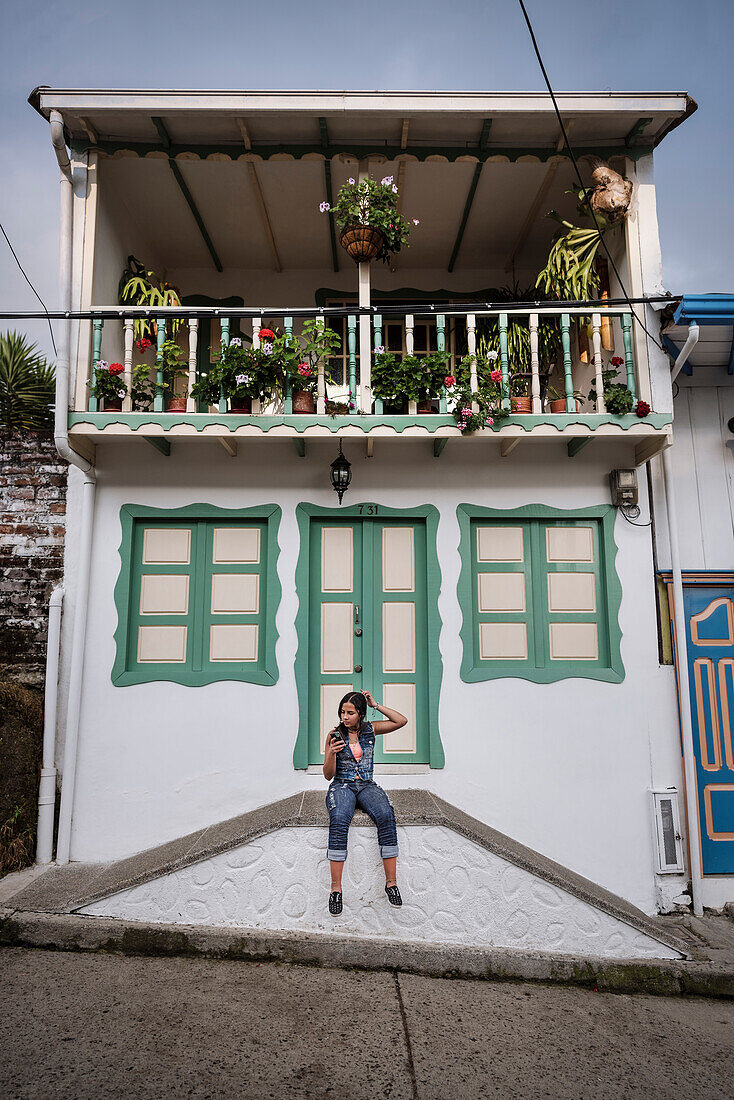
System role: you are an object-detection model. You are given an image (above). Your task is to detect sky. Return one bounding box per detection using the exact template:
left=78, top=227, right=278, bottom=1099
left=0, top=0, right=732, bottom=359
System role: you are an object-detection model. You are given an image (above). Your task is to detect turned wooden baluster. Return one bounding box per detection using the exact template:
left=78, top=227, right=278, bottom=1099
left=406, top=314, right=417, bottom=416
left=187, top=319, right=198, bottom=413
left=466, top=314, right=478, bottom=414
left=621, top=314, right=637, bottom=404
left=154, top=317, right=166, bottom=412
left=560, top=313, right=574, bottom=413
left=499, top=313, right=510, bottom=411
left=122, top=320, right=134, bottom=413
left=437, top=314, right=447, bottom=414
left=347, top=315, right=358, bottom=412
left=219, top=317, right=230, bottom=414
left=251, top=319, right=261, bottom=415
left=591, top=313, right=606, bottom=413
left=283, top=316, right=293, bottom=415
left=529, top=314, right=541, bottom=414
left=89, top=318, right=103, bottom=412
left=373, top=315, right=383, bottom=415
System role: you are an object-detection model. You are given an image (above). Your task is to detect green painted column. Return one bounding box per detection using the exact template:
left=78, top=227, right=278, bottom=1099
left=347, top=315, right=357, bottom=411
left=219, top=317, right=230, bottom=413
left=373, top=314, right=383, bottom=415
left=437, top=314, right=447, bottom=413
left=154, top=318, right=166, bottom=412
left=499, top=313, right=510, bottom=411
left=90, top=318, right=103, bottom=411
left=561, top=313, right=574, bottom=412
left=621, top=314, right=637, bottom=402
left=284, top=316, right=293, bottom=414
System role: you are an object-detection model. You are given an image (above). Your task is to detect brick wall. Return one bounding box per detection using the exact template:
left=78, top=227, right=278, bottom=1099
left=0, top=432, right=68, bottom=686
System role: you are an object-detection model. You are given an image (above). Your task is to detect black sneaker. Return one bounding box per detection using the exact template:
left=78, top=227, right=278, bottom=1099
left=328, top=891, right=343, bottom=915
left=384, top=884, right=402, bottom=907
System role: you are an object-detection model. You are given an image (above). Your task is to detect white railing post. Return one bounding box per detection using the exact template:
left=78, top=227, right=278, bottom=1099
left=187, top=319, right=198, bottom=413
left=406, top=313, right=417, bottom=415
left=467, top=313, right=478, bottom=414
left=251, top=318, right=261, bottom=415
left=358, top=263, right=372, bottom=412
left=591, top=312, right=606, bottom=413
left=122, top=319, right=134, bottom=412
left=529, top=313, right=541, bottom=414
left=316, top=315, right=326, bottom=415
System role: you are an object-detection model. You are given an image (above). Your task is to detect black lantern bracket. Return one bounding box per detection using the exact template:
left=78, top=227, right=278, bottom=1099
left=330, top=439, right=352, bottom=504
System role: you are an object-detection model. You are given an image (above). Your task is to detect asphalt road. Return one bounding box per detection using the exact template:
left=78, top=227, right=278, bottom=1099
left=1, top=948, right=732, bottom=1099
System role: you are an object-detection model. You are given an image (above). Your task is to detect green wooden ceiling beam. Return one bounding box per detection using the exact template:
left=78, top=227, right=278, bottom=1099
left=624, top=117, right=653, bottom=147
left=478, top=117, right=493, bottom=151
left=448, top=162, right=482, bottom=273
left=151, top=117, right=223, bottom=272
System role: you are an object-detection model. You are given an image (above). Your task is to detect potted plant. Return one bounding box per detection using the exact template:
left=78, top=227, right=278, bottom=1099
left=587, top=357, right=634, bottom=415
left=153, top=338, right=189, bottom=412
left=285, top=320, right=341, bottom=413
left=322, top=176, right=417, bottom=264
left=372, top=349, right=451, bottom=412
left=118, top=256, right=182, bottom=342
left=90, top=360, right=127, bottom=411
left=546, top=385, right=584, bottom=413
left=448, top=356, right=510, bottom=434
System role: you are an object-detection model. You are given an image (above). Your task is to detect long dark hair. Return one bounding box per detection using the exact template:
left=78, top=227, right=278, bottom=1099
left=336, top=691, right=367, bottom=737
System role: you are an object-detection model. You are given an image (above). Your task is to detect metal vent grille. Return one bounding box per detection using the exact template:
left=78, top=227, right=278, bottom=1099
left=651, top=789, right=684, bottom=874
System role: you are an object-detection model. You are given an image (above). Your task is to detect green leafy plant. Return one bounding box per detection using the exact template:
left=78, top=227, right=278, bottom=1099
left=587, top=357, right=633, bottom=414
left=372, top=349, right=451, bottom=404
left=449, top=354, right=510, bottom=434
left=118, top=255, right=182, bottom=340
left=547, top=384, right=584, bottom=405
left=131, top=364, right=156, bottom=410
left=0, top=331, right=55, bottom=431
left=288, top=320, right=341, bottom=396
left=324, top=176, right=416, bottom=262
left=89, top=360, right=127, bottom=405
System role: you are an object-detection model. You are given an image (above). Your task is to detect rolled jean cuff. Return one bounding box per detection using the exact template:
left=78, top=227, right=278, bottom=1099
left=379, top=844, right=399, bottom=859
left=327, top=848, right=348, bottom=861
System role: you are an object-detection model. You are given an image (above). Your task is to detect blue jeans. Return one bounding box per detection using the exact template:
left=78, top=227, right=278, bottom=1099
left=326, top=779, right=399, bottom=861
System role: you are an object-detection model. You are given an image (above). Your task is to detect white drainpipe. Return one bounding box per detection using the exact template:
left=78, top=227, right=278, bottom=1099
left=48, top=109, right=97, bottom=866
left=36, top=585, right=64, bottom=863
left=671, top=322, right=699, bottom=381
left=661, top=446, right=704, bottom=916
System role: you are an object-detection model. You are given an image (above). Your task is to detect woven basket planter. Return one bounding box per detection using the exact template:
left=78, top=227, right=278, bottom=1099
left=339, top=225, right=385, bottom=264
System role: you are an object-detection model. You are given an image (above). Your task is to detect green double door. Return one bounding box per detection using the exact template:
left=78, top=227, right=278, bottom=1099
left=308, top=516, right=429, bottom=764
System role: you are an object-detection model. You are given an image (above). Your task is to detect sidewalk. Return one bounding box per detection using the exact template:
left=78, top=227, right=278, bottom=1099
left=2, top=862, right=733, bottom=999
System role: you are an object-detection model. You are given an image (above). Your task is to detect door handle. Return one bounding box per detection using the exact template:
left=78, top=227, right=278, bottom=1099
left=355, top=605, right=360, bottom=624
left=353, top=664, right=362, bottom=673
left=354, top=628, right=363, bottom=636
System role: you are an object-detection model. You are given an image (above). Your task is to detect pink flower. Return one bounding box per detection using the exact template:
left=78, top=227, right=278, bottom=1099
left=490, top=370, right=502, bottom=383
left=298, top=363, right=311, bottom=377
left=485, top=417, right=494, bottom=426
left=462, top=406, right=472, bottom=417
left=458, top=422, right=466, bottom=431
left=412, top=219, right=420, bottom=226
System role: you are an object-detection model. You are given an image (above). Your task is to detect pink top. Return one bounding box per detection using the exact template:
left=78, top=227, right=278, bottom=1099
left=350, top=740, right=363, bottom=761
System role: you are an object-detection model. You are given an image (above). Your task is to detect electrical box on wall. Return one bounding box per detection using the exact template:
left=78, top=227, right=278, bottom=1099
left=610, top=469, right=638, bottom=508
left=650, top=789, right=685, bottom=874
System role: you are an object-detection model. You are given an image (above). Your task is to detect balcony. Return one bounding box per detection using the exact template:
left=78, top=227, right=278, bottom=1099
left=68, top=303, right=670, bottom=465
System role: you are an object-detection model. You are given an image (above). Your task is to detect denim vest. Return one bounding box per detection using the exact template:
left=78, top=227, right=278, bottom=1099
left=333, top=722, right=375, bottom=782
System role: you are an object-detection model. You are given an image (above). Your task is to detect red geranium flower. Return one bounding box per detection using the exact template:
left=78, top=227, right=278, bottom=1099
left=490, top=370, right=502, bottom=383
left=444, top=375, right=456, bottom=387
left=635, top=400, right=651, bottom=418
left=258, top=327, right=275, bottom=341
left=109, top=362, right=124, bottom=375
left=610, top=356, right=624, bottom=367
left=135, top=338, right=152, bottom=353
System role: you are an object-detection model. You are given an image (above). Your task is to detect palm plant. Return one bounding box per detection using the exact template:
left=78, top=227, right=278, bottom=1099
left=0, top=331, right=55, bottom=431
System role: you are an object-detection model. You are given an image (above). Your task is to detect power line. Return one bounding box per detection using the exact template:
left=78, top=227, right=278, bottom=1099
left=515, top=0, right=666, bottom=354
left=0, top=220, right=57, bottom=356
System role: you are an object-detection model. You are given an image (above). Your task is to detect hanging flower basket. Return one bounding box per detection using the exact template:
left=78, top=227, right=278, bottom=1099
left=339, top=225, right=386, bottom=264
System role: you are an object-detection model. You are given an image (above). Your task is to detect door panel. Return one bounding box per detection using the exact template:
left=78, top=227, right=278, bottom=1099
left=309, top=517, right=428, bottom=764
left=683, top=586, right=734, bottom=874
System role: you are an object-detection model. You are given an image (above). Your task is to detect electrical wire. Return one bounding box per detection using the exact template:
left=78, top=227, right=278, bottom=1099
left=515, top=0, right=666, bottom=355
left=619, top=504, right=652, bottom=528
left=0, top=220, right=57, bottom=356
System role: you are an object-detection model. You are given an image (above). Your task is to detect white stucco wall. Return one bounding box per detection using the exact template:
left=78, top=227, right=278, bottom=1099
left=58, top=439, right=688, bottom=916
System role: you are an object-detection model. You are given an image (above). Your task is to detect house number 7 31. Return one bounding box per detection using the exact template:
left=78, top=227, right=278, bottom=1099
left=358, top=504, right=378, bottom=515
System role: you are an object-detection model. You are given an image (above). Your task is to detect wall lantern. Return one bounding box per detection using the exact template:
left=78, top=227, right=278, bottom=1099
left=330, top=440, right=352, bottom=504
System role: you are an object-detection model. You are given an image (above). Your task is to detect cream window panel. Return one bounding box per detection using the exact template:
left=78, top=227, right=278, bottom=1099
left=320, top=683, right=352, bottom=752
left=382, top=527, right=415, bottom=592
left=479, top=622, right=528, bottom=660
left=139, top=574, right=189, bottom=615
left=137, top=625, right=188, bottom=663
left=382, top=603, right=415, bottom=674
left=549, top=622, right=599, bottom=660
left=477, top=526, right=523, bottom=562
left=547, top=572, right=596, bottom=613
left=546, top=526, right=594, bottom=563
left=321, top=527, right=353, bottom=592
left=212, top=527, right=260, bottom=564
left=478, top=572, right=525, bottom=612
left=382, top=683, right=417, bottom=753
left=321, top=603, right=353, bottom=674
left=209, top=624, right=259, bottom=662
left=142, top=528, right=191, bottom=564
left=210, top=573, right=259, bottom=614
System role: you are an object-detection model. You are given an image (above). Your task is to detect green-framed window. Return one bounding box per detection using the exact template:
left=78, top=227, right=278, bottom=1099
left=457, top=504, right=624, bottom=684
left=112, top=504, right=281, bottom=687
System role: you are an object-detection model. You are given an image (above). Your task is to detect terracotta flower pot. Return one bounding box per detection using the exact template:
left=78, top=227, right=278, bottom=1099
left=167, top=396, right=187, bottom=412
left=104, top=398, right=123, bottom=412
left=229, top=398, right=252, bottom=414
left=339, top=225, right=385, bottom=264
left=510, top=396, right=532, bottom=414
left=549, top=398, right=582, bottom=414
left=417, top=400, right=434, bottom=414
left=292, top=390, right=315, bottom=414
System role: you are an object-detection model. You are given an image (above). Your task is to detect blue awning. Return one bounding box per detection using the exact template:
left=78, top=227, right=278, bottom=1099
left=664, top=295, right=734, bottom=376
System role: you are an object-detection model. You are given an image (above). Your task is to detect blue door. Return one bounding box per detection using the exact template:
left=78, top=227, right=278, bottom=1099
left=682, top=585, right=734, bottom=874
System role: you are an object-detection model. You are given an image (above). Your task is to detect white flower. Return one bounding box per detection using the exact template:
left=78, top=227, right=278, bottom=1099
left=229, top=337, right=242, bottom=347
left=487, top=349, right=499, bottom=360
left=348, top=178, right=355, bottom=185
left=262, top=342, right=273, bottom=355
left=392, top=185, right=398, bottom=194
left=97, top=359, right=108, bottom=370
left=319, top=201, right=330, bottom=213
left=235, top=374, right=250, bottom=386
left=375, top=345, right=385, bottom=354
left=117, top=389, right=126, bottom=398
left=381, top=176, right=394, bottom=186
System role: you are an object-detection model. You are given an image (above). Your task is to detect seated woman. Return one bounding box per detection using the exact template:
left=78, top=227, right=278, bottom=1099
left=323, top=689, right=407, bottom=916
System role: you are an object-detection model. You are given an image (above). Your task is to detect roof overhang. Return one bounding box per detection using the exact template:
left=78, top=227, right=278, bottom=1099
left=664, top=295, right=734, bottom=375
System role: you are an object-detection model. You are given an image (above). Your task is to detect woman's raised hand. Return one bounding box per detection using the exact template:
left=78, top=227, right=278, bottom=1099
left=363, top=690, right=378, bottom=708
